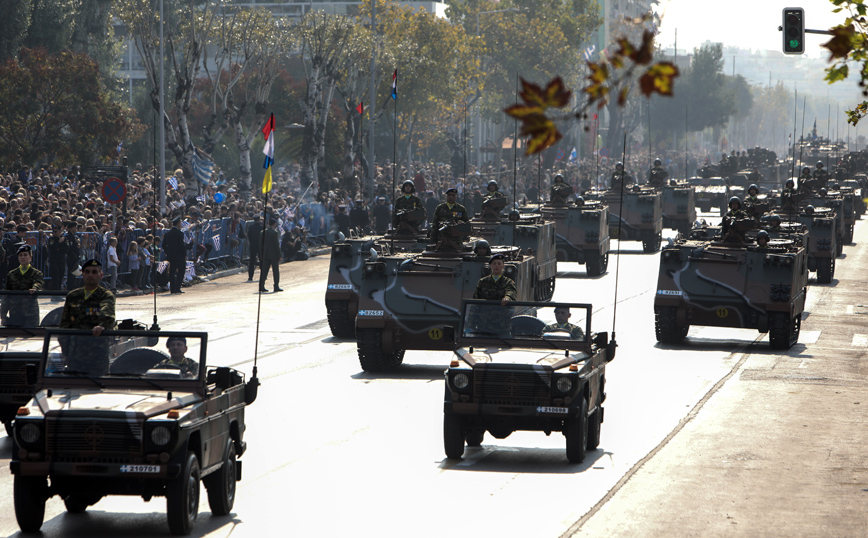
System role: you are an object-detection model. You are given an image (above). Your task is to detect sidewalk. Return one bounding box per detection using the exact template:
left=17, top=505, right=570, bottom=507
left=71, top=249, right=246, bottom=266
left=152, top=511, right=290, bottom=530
left=567, top=223, right=868, bottom=537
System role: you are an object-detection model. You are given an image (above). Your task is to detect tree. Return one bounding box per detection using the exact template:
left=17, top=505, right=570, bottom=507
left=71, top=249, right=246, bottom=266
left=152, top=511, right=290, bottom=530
left=822, top=0, right=868, bottom=124
left=0, top=48, right=144, bottom=166
left=0, top=0, right=31, bottom=63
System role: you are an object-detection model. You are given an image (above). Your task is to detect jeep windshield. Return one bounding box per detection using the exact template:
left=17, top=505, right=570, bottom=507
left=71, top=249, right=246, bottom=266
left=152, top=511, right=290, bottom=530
left=459, top=300, right=592, bottom=350
left=41, top=330, right=207, bottom=386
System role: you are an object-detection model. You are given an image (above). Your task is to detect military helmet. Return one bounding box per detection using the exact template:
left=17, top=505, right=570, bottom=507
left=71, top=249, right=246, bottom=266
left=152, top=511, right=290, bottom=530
left=805, top=205, right=815, bottom=214
left=728, top=196, right=741, bottom=209
left=833, top=183, right=840, bottom=190
left=769, top=214, right=782, bottom=225
left=616, top=162, right=624, bottom=170
left=785, top=178, right=795, bottom=187
left=401, top=179, right=415, bottom=193
left=802, top=167, right=811, bottom=174
left=487, top=180, right=498, bottom=191
left=756, top=230, right=770, bottom=242
left=819, top=188, right=827, bottom=197
left=575, top=196, right=584, bottom=206
left=748, top=184, right=759, bottom=195
left=554, top=174, right=564, bottom=183
left=816, top=161, right=824, bottom=168
left=653, top=158, right=662, bottom=166
left=474, top=239, right=491, bottom=254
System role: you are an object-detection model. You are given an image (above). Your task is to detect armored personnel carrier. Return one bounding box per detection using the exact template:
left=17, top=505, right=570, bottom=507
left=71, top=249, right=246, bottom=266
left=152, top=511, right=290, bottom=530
left=839, top=180, right=865, bottom=218
left=791, top=207, right=838, bottom=283
left=804, top=191, right=850, bottom=249
left=354, top=223, right=539, bottom=371
left=588, top=187, right=662, bottom=252
left=660, top=181, right=697, bottom=233
left=654, top=230, right=808, bottom=349
left=689, top=176, right=729, bottom=215
left=443, top=300, right=615, bottom=463
left=540, top=199, right=610, bottom=276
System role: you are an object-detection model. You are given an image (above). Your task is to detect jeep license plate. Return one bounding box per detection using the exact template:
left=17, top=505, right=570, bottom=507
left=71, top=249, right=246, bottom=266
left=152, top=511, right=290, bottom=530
left=120, top=465, right=160, bottom=473
left=536, top=406, right=568, bottom=414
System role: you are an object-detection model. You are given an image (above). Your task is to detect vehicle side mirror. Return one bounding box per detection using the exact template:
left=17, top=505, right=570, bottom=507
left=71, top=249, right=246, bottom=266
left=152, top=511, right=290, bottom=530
left=25, top=364, right=38, bottom=386
left=593, top=332, right=608, bottom=348
left=244, top=376, right=260, bottom=405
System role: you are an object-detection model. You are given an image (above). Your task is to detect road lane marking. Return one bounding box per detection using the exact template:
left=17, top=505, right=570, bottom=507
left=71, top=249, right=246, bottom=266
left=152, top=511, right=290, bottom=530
left=853, top=334, right=868, bottom=347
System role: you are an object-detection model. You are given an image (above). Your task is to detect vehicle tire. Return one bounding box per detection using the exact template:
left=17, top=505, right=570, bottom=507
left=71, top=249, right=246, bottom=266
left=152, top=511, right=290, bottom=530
left=654, top=306, right=688, bottom=343
left=39, top=306, right=64, bottom=327
left=4, top=420, right=12, bottom=438
left=768, top=312, right=801, bottom=350
left=846, top=224, right=854, bottom=244
left=166, top=451, right=200, bottom=536
left=110, top=348, right=171, bottom=375
left=205, top=441, right=236, bottom=516
left=586, top=406, right=602, bottom=452
left=64, top=495, right=92, bottom=514
left=585, top=250, right=608, bottom=277
left=565, top=397, right=589, bottom=464
left=326, top=300, right=355, bottom=339
left=357, top=329, right=402, bottom=372
left=14, top=475, right=47, bottom=533
left=642, top=231, right=661, bottom=253
left=444, top=413, right=464, bottom=459
left=465, top=429, right=485, bottom=447
left=816, top=257, right=835, bottom=284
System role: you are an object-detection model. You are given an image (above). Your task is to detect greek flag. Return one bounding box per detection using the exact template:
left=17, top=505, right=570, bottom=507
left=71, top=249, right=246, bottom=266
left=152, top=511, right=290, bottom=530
left=157, top=261, right=169, bottom=274
left=168, top=176, right=178, bottom=190
left=180, top=220, right=191, bottom=232
left=185, top=261, right=195, bottom=281
left=192, top=148, right=214, bottom=185
left=583, top=45, right=596, bottom=62
left=212, top=234, right=220, bottom=251
left=569, top=147, right=577, bottom=161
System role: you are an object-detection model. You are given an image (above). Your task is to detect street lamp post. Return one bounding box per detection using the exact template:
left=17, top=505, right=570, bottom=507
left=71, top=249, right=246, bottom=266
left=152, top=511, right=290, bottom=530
left=474, top=8, right=519, bottom=170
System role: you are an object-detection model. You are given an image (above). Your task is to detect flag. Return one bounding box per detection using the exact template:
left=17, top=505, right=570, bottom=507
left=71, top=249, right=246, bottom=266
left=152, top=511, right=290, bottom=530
left=168, top=176, right=178, bottom=190
left=262, top=167, right=273, bottom=194
left=262, top=113, right=275, bottom=193
left=181, top=220, right=191, bottom=232
left=390, top=70, right=397, bottom=100
left=356, top=102, right=364, bottom=114
left=212, top=234, right=221, bottom=251
left=117, top=141, right=123, bottom=154
left=583, top=45, right=596, bottom=62
left=569, top=147, right=577, bottom=161
left=157, top=261, right=169, bottom=274
left=196, top=195, right=205, bottom=202
left=185, top=261, right=195, bottom=281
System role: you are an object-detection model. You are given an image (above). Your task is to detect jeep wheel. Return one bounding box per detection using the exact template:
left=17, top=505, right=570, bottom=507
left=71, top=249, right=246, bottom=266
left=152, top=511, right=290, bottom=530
left=444, top=413, right=464, bottom=459
left=655, top=306, right=689, bottom=343
left=465, top=429, right=485, bottom=447
left=64, top=495, right=92, bottom=514
left=167, top=451, right=200, bottom=535
left=585, top=250, right=608, bottom=277
left=357, top=329, right=404, bottom=372
left=14, top=475, right=47, bottom=533
left=816, top=257, right=835, bottom=284
left=326, top=300, right=355, bottom=339
left=565, top=397, right=588, bottom=464
left=586, top=406, right=602, bottom=452
left=206, top=440, right=236, bottom=516
left=769, top=312, right=801, bottom=350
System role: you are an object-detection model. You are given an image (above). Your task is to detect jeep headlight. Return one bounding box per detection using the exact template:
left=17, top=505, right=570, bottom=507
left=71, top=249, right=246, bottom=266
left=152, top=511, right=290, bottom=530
left=19, top=423, right=42, bottom=445
left=555, top=376, right=573, bottom=394
left=453, top=373, right=470, bottom=390
left=150, top=426, right=172, bottom=446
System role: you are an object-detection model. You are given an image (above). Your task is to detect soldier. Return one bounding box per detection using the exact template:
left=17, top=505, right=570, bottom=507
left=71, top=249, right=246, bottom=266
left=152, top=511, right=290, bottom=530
left=781, top=178, right=799, bottom=213
left=755, top=229, right=771, bottom=249
left=723, top=196, right=747, bottom=221
left=473, top=239, right=492, bottom=258
left=2, top=245, right=43, bottom=327
left=798, top=167, right=815, bottom=194
left=430, top=187, right=469, bottom=243
left=473, top=254, right=516, bottom=305
left=480, top=180, right=507, bottom=218
left=804, top=205, right=815, bottom=216
left=648, top=158, right=669, bottom=188
left=542, top=307, right=585, bottom=340
left=155, top=336, right=199, bottom=379
left=393, top=180, right=426, bottom=230
left=575, top=196, right=584, bottom=207
left=550, top=174, right=573, bottom=205
left=814, top=161, right=828, bottom=182
left=245, top=215, right=263, bottom=282
left=609, top=163, right=632, bottom=191
left=721, top=196, right=748, bottom=242
left=59, top=259, right=115, bottom=376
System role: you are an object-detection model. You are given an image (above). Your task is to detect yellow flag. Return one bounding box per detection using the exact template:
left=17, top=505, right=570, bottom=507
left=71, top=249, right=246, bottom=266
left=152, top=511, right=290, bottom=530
left=262, top=165, right=273, bottom=194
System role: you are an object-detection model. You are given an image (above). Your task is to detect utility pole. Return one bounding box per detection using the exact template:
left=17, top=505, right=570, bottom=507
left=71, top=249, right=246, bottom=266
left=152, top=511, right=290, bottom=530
left=367, top=0, right=376, bottom=203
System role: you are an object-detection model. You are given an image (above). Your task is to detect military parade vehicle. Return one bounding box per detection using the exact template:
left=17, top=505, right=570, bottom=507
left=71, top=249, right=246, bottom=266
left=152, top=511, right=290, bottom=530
left=689, top=176, right=729, bottom=216
left=839, top=180, right=865, bottom=217
left=654, top=225, right=809, bottom=349
left=10, top=329, right=258, bottom=535
left=588, top=187, right=663, bottom=252
left=354, top=223, right=541, bottom=372
left=442, top=300, right=616, bottom=463
left=540, top=199, right=610, bottom=276
left=470, top=213, right=559, bottom=299
left=790, top=208, right=838, bottom=283
left=804, top=191, right=850, bottom=250
left=660, top=181, right=697, bottom=234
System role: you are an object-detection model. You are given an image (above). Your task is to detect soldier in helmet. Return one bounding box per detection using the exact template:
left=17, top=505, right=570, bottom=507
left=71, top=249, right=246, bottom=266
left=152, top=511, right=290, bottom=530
left=804, top=205, right=815, bottom=216
left=393, top=180, right=426, bottom=233
left=480, top=180, right=508, bottom=218
left=721, top=196, right=748, bottom=241
left=768, top=213, right=782, bottom=230
left=1, top=244, right=43, bottom=327
left=814, top=161, right=828, bottom=182
left=648, top=158, right=668, bottom=188
left=610, top=162, right=632, bottom=191
left=755, top=229, right=771, bottom=249
left=781, top=178, right=799, bottom=213
left=575, top=196, right=584, bottom=207
left=429, top=187, right=469, bottom=243
left=798, top=167, right=816, bottom=194
left=550, top=174, right=573, bottom=205
left=473, top=239, right=491, bottom=258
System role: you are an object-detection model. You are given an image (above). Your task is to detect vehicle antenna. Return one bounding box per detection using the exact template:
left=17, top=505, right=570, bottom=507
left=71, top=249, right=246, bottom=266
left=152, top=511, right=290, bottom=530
left=797, top=95, right=807, bottom=186
left=512, top=72, right=519, bottom=245
left=150, top=108, right=160, bottom=330
left=611, top=130, right=628, bottom=340
left=790, top=89, right=798, bottom=182
left=463, top=100, right=468, bottom=209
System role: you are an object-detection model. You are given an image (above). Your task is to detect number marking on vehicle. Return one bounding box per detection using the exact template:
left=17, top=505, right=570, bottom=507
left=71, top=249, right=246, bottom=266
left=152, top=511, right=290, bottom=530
left=536, top=406, right=568, bottom=414
left=120, top=465, right=160, bottom=473
left=716, top=307, right=729, bottom=318
left=657, top=289, right=682, bottom=296
left=327, top=284, right=353, bottom=290
left=358, top=310, right=384, bottom=316
left=428, top=328, right=443, bottom=340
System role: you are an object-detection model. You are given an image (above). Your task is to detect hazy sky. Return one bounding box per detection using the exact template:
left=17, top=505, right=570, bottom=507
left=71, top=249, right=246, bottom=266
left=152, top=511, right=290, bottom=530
left=654, top=0, right=848, bottom=59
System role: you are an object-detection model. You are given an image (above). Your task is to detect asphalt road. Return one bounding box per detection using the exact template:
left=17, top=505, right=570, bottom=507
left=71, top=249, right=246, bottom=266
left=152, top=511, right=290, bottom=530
left=0, top=215, right=863, bottom=538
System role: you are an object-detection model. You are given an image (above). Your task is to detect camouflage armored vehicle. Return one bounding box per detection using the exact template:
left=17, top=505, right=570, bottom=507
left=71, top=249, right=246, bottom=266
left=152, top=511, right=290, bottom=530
left=689, top=176, right=729, bottom=215
left=790, top=207, right=837, bottom=283
left=804, top=192, right=850, bottom=248
left=654, top=232, right=808, bottom=349
left=470, top=213, right=558, bottom=298
left=10, top=329, right=257, bottom=535
left=540, top=199, right=610, bottom=276
left=590, top=187, right=662, bottom=252
left=660, top=182, right=697, bottom=233
left=354, top=224, right=539, bottom=371
left=443, top=300, right=616, bottom=463
left=839, top=180, right=865, bottom=218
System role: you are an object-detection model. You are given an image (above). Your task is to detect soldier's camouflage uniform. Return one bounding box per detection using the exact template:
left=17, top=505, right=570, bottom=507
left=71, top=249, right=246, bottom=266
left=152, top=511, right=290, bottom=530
left=471, top=275, right=517, bottom=336
left=542, top=322, right=585, bottom=340
left=550, top=182, right=573, bottom=205
left=155, top=356, right=199, bottom=378
left=430, top=202, right=469, bottom=241
left=480, top=191, right=507, bottom=218
left=648, top=166, right=668, bottom=188
left=2, top=265, right=44, bottom=326
left=393, top=195, right=426, bottom=227
left=59, top=286, right=116, bottom=376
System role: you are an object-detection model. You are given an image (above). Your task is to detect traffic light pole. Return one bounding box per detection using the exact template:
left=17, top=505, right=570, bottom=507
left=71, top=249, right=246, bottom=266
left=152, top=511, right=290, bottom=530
left=778, top=26, right=832, bottom=35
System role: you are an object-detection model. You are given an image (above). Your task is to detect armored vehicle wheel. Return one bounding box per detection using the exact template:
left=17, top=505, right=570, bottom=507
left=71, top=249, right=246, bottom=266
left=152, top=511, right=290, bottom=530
left=654, top=306, right=689, bottom=343
left=39, top=306, right=63, bottom=327
left=326, top=300, right=355, bottom=339
left=465, top=429, right=485, bottom=447
left=444, top=413, right=465, bottom=459
left=565, top=397, right=588, bottom=464
left=586, top=406, right=602, bottom=451
left=167, top=451, right=200, bottom=535
left=14, top=475, right=47, bottom=533
left=357, top=329, right=404, bottom=372
left=534, top=277, right=555, bottom=301
left=816, top=257, right=835, bottom=284
left=836, top=238, right=844, bottom=257
left=846, top=224, right=854, bottom=244
left=205, top=440, right=236, bottom=516
left=642, top=231, right=661, bottom=253
left=63, top=495, right=92, bottom=513
left=585, top=250, right=608, bottom=277
left=768, top=312, right=801, bottom=350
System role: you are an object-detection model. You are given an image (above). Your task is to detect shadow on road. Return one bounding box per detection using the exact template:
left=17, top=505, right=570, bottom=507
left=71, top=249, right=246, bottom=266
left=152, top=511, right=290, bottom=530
left=439, top=446, right=610, bottom=474
left=351, top=363, right=445, bottom=382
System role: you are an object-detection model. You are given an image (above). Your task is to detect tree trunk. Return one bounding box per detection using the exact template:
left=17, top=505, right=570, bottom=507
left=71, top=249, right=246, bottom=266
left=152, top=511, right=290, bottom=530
left=315, top=78, right=336, bottom=194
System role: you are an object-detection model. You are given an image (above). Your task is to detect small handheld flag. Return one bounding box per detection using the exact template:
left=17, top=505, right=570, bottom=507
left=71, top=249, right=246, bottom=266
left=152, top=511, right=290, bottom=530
left=262, top=113, right=275, bottom=193
left=356, top=102, right=364, bottom=114
left=391, top=70, right=397, bottom=100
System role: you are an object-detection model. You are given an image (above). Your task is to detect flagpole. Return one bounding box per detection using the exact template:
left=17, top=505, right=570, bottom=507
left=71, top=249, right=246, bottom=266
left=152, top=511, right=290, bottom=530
left=391, top=69, right=397, bottom=252
left=512, top=72, right=518, bottom=222
left=463, top=101, right=468, bottom=209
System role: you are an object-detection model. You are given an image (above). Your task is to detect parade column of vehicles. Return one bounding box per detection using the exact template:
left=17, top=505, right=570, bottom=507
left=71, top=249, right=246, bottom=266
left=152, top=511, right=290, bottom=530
left=540, top=199, right=611, bottom=276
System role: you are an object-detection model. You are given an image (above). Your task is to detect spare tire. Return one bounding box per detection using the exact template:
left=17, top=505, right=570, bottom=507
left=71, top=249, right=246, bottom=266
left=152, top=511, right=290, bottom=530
left=511, top=315, right=545, bottom=337
left=110, top=348, right=170, bottom=375
left=40, top=307, right=64, bottom=327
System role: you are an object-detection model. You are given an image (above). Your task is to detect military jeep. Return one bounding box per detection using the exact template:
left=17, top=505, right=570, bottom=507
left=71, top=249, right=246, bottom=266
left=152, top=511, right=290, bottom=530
left=443, top=300, right=615, bottom=463
left=10, top=329, right=256, bottom=535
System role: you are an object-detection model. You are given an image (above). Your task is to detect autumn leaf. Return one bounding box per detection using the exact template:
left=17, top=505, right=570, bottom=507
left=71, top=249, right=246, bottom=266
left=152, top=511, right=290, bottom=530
left=517, top=112, right=562, bottom=155
left=823, top=24, right=857, bottom=60
left=516, top=77, right=571, bottom=111
left=639, top=62, right=679, bottom=97
left=630, top=31, right=655, bottom=65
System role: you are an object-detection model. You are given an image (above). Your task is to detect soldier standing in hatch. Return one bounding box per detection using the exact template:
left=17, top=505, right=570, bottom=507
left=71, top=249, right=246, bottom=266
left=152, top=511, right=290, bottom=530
left=472, top=253, right=517, bottom=336
left=429, top=188, right=469, bottom=243
left=550, top=174, right=573, bottom=205
left=59, top=259, right=115, bottom=376
left=393, top=180, right=426, bottom=229
left=2, top=245, right=43, bottom=327
left=648, top=159, right=669, bottom=188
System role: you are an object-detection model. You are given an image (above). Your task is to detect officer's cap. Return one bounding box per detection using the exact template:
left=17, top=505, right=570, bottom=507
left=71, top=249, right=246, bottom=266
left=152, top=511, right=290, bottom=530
left=489, top=253, right=505, bottom=263
left=166, top=336, right=187, bottom=346
left=82, top=258, right=101, bottom=268
left=446, top=187, right=458, bottom=194
left=16, top=244, right=31, bottom=254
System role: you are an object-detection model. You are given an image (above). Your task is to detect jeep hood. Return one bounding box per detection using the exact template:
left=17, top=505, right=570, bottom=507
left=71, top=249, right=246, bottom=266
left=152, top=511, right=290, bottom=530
left=37, top=389, right=200, bottom=418
left=455, top=347, right=587, bottom=369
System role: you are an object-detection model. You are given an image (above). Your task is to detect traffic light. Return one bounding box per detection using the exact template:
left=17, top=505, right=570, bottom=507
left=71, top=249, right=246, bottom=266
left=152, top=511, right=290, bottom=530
left=783, top=8, right=805, bottom=55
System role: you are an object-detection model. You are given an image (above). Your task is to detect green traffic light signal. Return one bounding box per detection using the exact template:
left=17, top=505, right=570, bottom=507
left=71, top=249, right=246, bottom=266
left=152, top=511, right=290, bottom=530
left=789, top=39, right=800, bottom=49
left=782, top=7, right=805, bottom=55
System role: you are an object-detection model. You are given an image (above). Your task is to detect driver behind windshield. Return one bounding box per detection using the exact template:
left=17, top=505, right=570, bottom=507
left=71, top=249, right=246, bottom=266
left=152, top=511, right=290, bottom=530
left=542, top=307, right=585, bottom=340
left=156, top=336, right=199, bottom=378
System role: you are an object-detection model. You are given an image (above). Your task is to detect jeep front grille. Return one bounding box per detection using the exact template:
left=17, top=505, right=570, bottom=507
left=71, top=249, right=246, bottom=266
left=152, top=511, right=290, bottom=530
left=473, top=369, right=551, bottom=405
left=47, top=419, right=143, bottom=455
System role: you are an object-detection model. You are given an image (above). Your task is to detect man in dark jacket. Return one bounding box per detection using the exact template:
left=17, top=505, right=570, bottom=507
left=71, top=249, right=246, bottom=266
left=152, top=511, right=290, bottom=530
left=162, top=216, right=186, bottom=294
left=65, top=221, right=81, bottom=290
left=47, top=226, right=68, bottom=290
left=259, top=218, right=282, bottom=292
left=245, top=215, right=263, bottom=281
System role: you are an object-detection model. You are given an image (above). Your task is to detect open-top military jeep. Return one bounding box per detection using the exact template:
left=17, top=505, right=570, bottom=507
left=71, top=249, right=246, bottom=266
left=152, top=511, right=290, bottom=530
left=10, top=329, right=257, bottom=535
left=443, top=300, right=615, bottom=463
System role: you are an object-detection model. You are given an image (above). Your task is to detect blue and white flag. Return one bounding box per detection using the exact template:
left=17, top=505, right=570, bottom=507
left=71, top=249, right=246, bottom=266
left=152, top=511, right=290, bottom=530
left=583, top=45, right=596, bottom=62
left=168, top=176, right=178, bottom=190
left=192, top=148, right=214, bottom=185
left=181, top=220, right=191, bottom=232
left=212, top=234, right=221, bottom=252
left=117, top=141, right=123, bottom=155
left=196, top=195, right=205, bottom=203
left=569, top=147, right=577, bottom=161
left=185, top=261, right=195, bottom=281
left=391, top=69, right=397, bottom=100
left=157, top=261, right=169, bottom=274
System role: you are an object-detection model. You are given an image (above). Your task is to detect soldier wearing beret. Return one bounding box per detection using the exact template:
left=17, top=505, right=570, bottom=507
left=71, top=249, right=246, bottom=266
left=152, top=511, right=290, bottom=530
left=473, top=253, right=517, bottom=305
left=2, top=244, right=43, bottom=327
left=59, top=259, right=116, bottom=375
left=430, top=187, right=469, bottom=243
